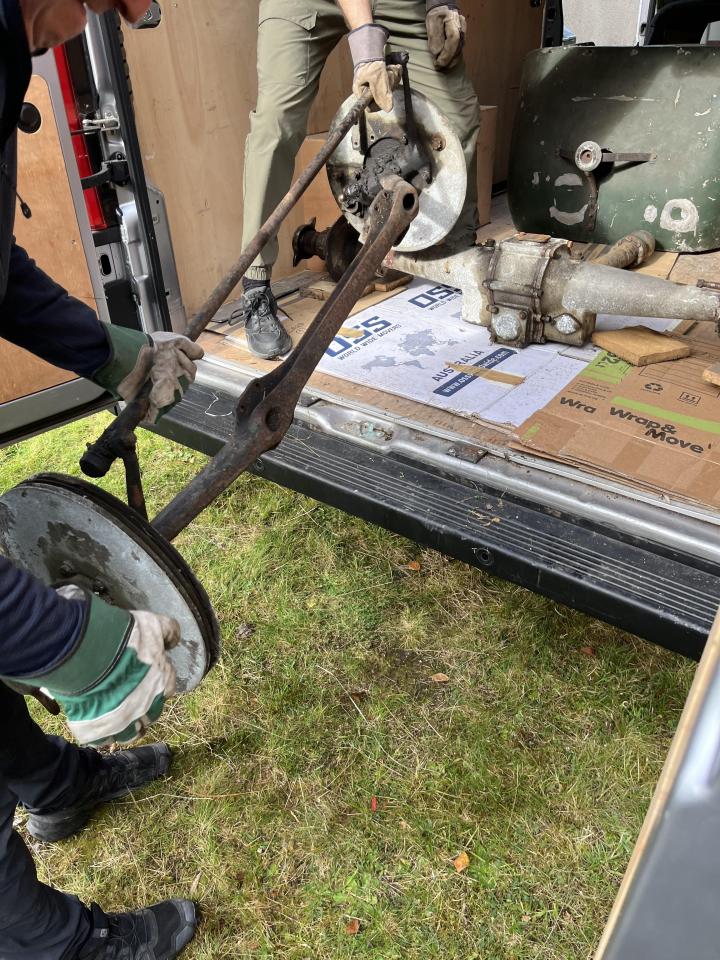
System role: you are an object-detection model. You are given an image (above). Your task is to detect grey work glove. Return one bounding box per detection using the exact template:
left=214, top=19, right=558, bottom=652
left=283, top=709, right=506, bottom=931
left=116, top=330, right=205, bottom=424
left=347, top=24, right=401, bottom=112
left=426, top=1, right=466, bottom=70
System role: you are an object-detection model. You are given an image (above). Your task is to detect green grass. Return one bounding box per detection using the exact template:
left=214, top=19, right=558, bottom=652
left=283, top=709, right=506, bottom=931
left=3, top=414, right=695, bottom=958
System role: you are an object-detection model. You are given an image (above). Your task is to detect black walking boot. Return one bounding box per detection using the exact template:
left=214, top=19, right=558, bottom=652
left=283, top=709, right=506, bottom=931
left=26, top=742, right=171, bottom=842
left=79, top=901, right=197, bottom=960
left=232, top=285, right=292, bottom=359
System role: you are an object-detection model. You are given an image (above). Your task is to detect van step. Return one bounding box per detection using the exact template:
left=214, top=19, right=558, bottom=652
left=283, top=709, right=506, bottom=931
left=154, top=383, right=720, bottom=660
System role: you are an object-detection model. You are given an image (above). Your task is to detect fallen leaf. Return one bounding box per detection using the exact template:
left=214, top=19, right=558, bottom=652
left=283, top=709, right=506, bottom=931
left=431, top=673, right=450, bottom=684
left=580, top=646, right=596, bottom=658
left=236, top=622, right=256, bottom=641
left=349, top=688, right=369, bottom=703
left=345, top=918, right=361, bottom=935
left=189, top=871, right=202, bottom=897
left=407, top=560, right=422, bottom=572
left=521, top=915, right=531, bottom=923
left=453, top=851, right=470, bottom=873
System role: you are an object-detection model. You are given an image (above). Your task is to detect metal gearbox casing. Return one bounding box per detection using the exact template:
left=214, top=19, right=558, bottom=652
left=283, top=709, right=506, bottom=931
left=508, top=45, right=720, bottom=252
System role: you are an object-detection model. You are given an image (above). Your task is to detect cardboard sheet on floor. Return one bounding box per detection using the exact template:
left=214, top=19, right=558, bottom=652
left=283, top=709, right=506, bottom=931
left=313, top=280, right=587, bottom=429
left=312, top=279, right=682, bottom=431
left=513, top=325, right=720, bottom=509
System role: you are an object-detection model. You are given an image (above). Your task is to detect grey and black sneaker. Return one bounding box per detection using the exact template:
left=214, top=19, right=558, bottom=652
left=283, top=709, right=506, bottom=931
left=79, top=900, right=197, bottom=960
left=232, top=286, right=292, bottom=359
left=25, top=743, right=171, bottom=843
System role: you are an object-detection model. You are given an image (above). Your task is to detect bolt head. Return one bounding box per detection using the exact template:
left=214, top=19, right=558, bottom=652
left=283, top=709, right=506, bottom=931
left=492, top=313, right=522, bottom=341
left=553, top=314, right=580, bottom=335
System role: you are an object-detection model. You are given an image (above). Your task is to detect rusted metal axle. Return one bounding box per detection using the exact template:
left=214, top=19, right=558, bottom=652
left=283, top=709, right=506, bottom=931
left=153, top=177, right=418, bottom=541
left=80, top=88, right=376, bottom=484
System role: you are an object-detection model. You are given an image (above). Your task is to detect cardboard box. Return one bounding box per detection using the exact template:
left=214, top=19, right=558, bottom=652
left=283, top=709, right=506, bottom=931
left=513, top=325, right=720, bottom=509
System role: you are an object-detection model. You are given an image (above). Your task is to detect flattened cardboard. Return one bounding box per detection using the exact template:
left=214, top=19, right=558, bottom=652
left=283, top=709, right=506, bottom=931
left=514, top=326, right=720, bottom=508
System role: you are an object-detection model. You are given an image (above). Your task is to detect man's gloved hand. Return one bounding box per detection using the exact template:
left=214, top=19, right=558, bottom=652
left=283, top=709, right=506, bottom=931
left=3, top=586, right=179, bottom=747
left=92, top=325, right=204, bottom=424
left=348, top=24, right=401, bottom=112
left=426, top=1, right=466, bottom=70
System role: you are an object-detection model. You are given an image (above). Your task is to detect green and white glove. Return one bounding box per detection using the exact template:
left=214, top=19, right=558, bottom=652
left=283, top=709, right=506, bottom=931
left=426, top=1, right=466, bottom=70
left=4, top=586, right=179, bottom=747
left=92, top=325, right=204, bottom=423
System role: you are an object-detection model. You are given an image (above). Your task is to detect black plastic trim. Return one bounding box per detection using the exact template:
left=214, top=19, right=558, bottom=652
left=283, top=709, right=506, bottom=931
left=151, top=383, right=720, bottom=660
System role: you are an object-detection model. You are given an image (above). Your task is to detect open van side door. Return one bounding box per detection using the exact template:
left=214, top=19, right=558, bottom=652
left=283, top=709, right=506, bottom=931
left=0, top=11, right=181, bottom=447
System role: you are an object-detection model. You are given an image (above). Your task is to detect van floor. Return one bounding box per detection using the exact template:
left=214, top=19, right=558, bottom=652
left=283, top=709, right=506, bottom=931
left=198, top=195, right=720, bottom=508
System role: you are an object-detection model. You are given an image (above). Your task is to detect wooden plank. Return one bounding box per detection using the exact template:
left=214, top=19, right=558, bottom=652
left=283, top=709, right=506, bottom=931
left=702, top=362, right=720, bottom=386
left=671, top=250, right=720, bottom=287
left=591, top=327, right=692, bottom=366
left=463, top=0, right=544, bottom=182
left=1, top=74, right=87, bottom=404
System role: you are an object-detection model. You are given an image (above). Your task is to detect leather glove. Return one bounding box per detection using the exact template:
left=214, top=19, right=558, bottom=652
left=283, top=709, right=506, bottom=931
left=1, top=586, right=179, bottom=747
left=92, top=325, right=204, bottom=424
left=347, top=24, right=401, bottom=112
left=426, top=1, right=466, bottom=70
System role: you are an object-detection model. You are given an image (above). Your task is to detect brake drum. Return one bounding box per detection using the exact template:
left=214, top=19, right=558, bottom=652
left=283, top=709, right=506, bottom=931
left=0, top=474, right=219, bottom=693
left=327, top=88, right=467, bottom=253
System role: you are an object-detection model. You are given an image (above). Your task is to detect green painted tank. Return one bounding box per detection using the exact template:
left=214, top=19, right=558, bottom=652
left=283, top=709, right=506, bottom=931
left=508, top=45, right=720, bottom=252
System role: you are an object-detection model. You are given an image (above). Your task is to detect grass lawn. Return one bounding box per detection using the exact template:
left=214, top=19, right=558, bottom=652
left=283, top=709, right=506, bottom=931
left=2, top=413, right=694, bottom=958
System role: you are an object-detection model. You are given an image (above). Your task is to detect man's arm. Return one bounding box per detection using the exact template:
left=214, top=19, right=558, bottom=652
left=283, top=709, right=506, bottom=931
left=336, top=0, right=399, bottom=112
left=1, top=242, right=203, bottom=423
left=0, top=556, right=85, bottom=677
left=335, top=0, right=373, bottom=29
left=0, top=242, right=111, bottom=378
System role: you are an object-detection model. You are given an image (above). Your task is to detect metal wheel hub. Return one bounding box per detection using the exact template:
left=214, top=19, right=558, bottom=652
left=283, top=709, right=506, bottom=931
left=0, top=474, right=220, bottom=693
left=327, top=89, right=467, bottom=253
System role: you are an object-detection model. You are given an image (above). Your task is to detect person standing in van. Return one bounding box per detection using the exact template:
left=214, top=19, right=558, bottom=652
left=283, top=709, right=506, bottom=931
left=234, top=0, right=480, bottom=359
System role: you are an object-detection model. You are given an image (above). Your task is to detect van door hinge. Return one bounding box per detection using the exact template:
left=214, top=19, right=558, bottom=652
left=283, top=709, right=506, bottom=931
left=82, top=113, right=120, bottom=133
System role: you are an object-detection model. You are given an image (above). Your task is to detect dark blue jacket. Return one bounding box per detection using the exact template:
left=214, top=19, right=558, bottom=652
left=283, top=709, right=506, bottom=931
left=1, top=0, right=116, bottom=678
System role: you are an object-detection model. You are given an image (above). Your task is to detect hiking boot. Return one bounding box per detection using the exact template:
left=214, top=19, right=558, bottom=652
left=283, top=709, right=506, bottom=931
left=79, top=900, right=197, bottom=960
left=232, top=286, right=292, bottom=359
left=26, top=743, right=171, bottom=842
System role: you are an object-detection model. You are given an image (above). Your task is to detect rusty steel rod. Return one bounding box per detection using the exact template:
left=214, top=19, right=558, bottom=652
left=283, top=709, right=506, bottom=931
left=80, top=89, right=374, bottom=483
left=152, top=178, right=418, bottom=542
left=187, top=88, right=374, bottom=339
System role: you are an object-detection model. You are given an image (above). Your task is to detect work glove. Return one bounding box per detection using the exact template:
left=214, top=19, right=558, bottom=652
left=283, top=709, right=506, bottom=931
left=426, top=1, right=466, bottom=70
left=1, top=586, right=179, bottom=747
left=347, top=24, right=401, bottom=112
left=92, top=325, right=204, bottom=424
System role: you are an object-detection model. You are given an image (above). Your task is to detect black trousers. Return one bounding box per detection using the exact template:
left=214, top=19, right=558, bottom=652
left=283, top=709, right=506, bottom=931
left=0, top=683, right=100, bottom=959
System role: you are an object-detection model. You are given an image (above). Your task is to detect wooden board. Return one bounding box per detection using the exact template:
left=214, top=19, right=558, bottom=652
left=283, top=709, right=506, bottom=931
left=702, top=362, right=720, bottom=386
left=463, top=0, right=545, bottom=183
left=121, top=1, right=544, bottom=315
left=591, top=327, right=692, bottom=366
left=0, top=74, right=89, bottom=404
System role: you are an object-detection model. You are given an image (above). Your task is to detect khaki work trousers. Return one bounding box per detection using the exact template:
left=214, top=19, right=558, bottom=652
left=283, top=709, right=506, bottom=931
left=242, top=0, right=481, bottom=280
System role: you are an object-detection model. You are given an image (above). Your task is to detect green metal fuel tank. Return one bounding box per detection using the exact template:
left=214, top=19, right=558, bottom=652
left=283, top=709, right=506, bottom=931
left=508, top=45, right=720, bottom=252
